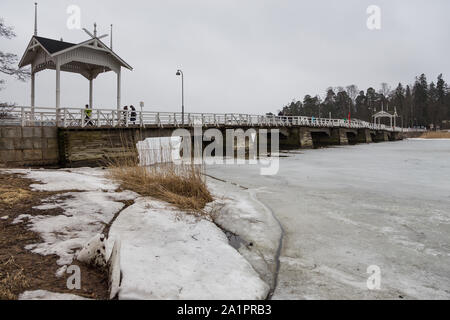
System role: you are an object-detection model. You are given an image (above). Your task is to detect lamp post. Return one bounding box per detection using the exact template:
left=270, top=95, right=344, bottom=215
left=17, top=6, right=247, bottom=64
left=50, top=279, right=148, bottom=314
left=176, top=69, right=184, bottom=125
left=140, top=101, right=144, bottom=127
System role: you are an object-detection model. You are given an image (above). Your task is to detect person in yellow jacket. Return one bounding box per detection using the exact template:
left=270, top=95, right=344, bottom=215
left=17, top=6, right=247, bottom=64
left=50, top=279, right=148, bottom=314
left=84, top=104, right=93, bottom=126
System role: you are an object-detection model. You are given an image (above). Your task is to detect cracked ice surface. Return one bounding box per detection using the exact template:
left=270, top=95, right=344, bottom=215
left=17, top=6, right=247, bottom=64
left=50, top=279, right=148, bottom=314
left=205, top=139, right=450, bottom=299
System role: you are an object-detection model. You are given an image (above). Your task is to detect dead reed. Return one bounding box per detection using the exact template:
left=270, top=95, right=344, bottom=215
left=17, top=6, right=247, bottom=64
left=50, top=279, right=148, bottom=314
left=106, top=141, right=213, bottom=215
left=419, top=131, right=450, bottom=139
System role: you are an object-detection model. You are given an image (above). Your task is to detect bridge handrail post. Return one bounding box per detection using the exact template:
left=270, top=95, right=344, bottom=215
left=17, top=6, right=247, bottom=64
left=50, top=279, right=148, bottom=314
left=97, top=110, right=100, bottom=127
left=64, top=109, right=68, bottom=128
left=81, top=109, right=85, bottom=128
left=20, top=107, right=25, bottom=127
left=156, top=112, right=160, bottom=127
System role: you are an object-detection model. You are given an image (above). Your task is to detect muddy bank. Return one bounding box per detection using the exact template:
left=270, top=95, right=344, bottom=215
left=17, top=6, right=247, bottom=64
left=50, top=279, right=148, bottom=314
left=0, top=173, right=108, bottom=300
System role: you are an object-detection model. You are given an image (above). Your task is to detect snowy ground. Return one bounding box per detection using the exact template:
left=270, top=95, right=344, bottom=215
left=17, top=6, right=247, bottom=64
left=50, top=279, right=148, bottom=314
left=19, top=290, right=91, bottom=300
left=206, top=139, right=450, bottom=299
left=107, top=198, right=268, bottom=299
left=8, top=168, right=137, bottom=270
left=206, top=179, right=282, bottom=290
left=4, top=167, right=269, bottom=300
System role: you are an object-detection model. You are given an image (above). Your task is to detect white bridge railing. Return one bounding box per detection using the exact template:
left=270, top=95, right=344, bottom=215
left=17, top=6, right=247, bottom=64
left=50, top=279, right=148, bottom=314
left=0, top=106, right=425, bottom=132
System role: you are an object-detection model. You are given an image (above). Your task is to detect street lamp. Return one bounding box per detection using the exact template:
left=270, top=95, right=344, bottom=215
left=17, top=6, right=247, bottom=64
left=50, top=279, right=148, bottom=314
left=176, top=69, right=184, bottom=125
left=140, top=101, right=144, bottom=126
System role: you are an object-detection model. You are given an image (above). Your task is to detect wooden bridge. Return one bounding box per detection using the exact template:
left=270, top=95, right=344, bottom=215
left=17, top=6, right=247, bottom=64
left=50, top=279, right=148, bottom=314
left=0, top=106, right=424, bottom=167
left=2, top=106, right=411, bottom=131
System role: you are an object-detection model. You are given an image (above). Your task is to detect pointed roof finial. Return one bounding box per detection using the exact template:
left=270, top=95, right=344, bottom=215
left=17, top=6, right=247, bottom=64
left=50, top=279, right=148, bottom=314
left=94, top=22, right=97, bottom=37
left=34, top=2, right=38, bottom=36
left=110, top=24, right=113, bottom=50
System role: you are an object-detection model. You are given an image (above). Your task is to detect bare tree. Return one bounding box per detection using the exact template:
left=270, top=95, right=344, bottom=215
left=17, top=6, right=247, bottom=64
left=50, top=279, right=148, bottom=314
left=379, top=82, right=391, bottom=97
left=346, top=84, right=359, bottom=103
left=0, top=18, right=30, bottom=89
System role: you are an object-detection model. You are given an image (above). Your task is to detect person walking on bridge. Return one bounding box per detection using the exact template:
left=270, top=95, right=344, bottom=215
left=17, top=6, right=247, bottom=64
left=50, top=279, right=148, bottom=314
left=130, top=105, right=136, bottom=125
left=122, top=106, right=129, bottom=125
left=84, top=104, right=93, bottom=126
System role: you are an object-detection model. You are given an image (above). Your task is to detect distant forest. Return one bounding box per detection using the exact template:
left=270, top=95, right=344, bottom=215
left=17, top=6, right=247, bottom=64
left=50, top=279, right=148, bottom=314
left=277, top=74, right=450, bottom=129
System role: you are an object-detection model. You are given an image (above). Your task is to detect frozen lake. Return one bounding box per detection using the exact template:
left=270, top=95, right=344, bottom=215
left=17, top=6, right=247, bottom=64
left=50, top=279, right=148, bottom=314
left=206, top=139, right=450, bottom=299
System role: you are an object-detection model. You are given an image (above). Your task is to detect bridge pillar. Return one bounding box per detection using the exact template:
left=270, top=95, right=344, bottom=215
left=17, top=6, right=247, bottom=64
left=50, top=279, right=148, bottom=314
left=357, top=128, right=372, bottom=143
left=373, top=131, right=389, bottom=142
left=330, top=128, right=348, bottom=145
left=389, top=132, right=402, bottom=141
left=279, top=127, right=302, bottom=149
left=299, top=128, right=313, bottom=148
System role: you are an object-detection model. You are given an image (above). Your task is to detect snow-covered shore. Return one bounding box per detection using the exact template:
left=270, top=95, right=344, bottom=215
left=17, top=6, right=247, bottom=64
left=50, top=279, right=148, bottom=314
left=107, top=198, right=268, bottom=299
left=206, top=179, right=282, bottom=290
left=4, top=167, right=270, bottom=300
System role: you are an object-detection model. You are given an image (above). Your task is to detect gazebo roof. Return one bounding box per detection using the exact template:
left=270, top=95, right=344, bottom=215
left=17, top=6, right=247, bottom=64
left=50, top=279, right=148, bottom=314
left=18, top=35, right=133, bottom=78
left=373, top=110, right=395, bottom=118
left=32, top=36, right=77, bottom=54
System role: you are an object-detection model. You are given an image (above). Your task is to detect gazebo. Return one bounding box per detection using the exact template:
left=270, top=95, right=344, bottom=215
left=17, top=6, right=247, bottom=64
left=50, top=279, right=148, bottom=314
left=18, top=4, right=132, bottom=116
left=373, top=106, right=399, bottom=128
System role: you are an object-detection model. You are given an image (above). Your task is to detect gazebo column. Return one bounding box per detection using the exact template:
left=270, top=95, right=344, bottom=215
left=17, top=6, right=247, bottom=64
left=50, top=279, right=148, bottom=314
left=55, top=58, right=61, bottom=123
left=31, top=70, right=35, bottom=117
left=117, top=67, right=121, bottom=111
left=89, top=78, right=93, bottom=108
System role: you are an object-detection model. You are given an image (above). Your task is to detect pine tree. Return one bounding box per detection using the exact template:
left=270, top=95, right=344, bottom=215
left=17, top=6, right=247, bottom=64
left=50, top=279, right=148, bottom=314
left=393, top=83, right=405, bottom=127
left=436, top=74, right=447, bottom=126
left=405, top=85, right=413, bottom=127
left=322, top=88, right=336, bottom=118
left=355, top=91, right=368, bottom=121
left=412, top=74, right=428, bottom=127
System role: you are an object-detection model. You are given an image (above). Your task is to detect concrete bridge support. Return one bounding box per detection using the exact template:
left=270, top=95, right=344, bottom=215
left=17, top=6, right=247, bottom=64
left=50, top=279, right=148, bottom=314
left=299, top=128, right=314, bottom=148
left=357, top=129, right=372, bottom=143
left=1, top=124, right=405, bottom=167
left=389, top=132, right=402, bottom=141
left=0, top=126, right=59, bottom=167
left=279, top=127, right=301, bottom=149
left=330, top=128, right=349, bottom=145
left=373, top=131, right=390, bottom=142
left=58, top=127, right=175, bottom=166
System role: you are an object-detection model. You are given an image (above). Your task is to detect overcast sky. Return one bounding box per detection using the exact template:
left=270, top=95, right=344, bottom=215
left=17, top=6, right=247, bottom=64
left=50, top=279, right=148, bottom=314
left=1, top=0, right=449, bottom=114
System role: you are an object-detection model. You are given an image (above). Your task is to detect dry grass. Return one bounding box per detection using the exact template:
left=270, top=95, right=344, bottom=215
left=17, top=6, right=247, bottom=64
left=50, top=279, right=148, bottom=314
left=419, top=131, right=450, bottom=139
left=0, top=187, right=31, bottom=207
left=107, top=150, right=213, bottom=215
left=0, top=256, right=31, bottom=300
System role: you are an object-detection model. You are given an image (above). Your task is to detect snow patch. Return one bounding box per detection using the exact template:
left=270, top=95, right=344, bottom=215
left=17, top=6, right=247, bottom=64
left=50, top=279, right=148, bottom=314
left=9, top=169, right=138, bottom=267
left=25, top=169, right=118, bottom=192
left=19, top=290, right=91, bottom=300
left=76, top=234, right=107, bottom=268
left=107, top=198, right=269, bottom=300
left=206, top=179, right=282, bottom=288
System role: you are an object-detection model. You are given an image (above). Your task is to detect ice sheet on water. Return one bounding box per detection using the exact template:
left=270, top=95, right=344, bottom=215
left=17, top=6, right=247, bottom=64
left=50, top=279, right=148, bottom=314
left=137, top=136, right=182, bottom=166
